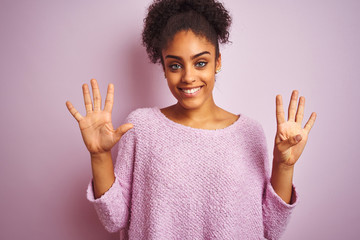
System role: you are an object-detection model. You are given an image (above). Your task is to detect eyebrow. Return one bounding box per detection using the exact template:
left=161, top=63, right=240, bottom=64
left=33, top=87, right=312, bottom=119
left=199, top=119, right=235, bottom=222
left=165, top=51, right=211, bottom=61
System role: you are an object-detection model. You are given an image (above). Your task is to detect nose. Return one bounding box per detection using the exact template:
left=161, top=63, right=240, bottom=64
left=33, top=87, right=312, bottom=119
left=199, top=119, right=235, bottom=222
left=181, top=66, right=196, bottom=83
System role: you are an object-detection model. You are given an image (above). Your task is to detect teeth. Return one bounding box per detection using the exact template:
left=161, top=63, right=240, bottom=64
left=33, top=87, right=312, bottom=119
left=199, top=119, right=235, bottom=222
left=182, top=87, right=201, bottom=94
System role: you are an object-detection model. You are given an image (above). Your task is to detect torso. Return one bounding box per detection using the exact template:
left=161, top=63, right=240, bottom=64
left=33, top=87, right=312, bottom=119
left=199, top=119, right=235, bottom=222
left=119, top=107, right=269, bottom=239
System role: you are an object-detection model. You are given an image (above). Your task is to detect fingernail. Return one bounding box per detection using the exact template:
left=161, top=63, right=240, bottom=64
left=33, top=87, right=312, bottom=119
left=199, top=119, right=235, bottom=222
left=295, top=135, right=302, bottom=142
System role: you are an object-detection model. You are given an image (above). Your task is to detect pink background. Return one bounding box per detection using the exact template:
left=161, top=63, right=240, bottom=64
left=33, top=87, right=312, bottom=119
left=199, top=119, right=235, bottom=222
left=1, top=0, right=359, bottom=239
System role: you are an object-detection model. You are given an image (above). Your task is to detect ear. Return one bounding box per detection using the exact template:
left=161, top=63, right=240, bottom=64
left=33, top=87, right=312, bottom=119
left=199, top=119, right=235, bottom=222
left=215, top=53, right=222, bottom=72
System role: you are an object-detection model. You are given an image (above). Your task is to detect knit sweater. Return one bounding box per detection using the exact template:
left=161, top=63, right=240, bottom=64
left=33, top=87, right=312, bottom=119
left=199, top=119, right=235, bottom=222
left=87, top=107, right=297, bottom=240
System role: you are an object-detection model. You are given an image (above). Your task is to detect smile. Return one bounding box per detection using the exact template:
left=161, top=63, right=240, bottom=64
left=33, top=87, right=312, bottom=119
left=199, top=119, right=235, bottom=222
left=180, top=87, right=202, bottom=94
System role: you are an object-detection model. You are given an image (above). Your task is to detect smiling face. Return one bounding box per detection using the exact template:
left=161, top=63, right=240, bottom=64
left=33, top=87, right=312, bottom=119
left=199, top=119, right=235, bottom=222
left=162, top=30, right=221, bottom=111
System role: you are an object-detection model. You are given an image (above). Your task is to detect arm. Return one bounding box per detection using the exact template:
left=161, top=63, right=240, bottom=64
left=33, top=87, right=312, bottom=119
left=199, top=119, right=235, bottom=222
left=270, top=163, right=294, bottom=204
left=66, top=79, right=133, bottom=199
left=262, top=91, right=316, bottom=239
left=91, top=152, right=115, bottom=199
left=271, top=90, right=316, bottom=203
left=85, top=127, right=136, bottom=233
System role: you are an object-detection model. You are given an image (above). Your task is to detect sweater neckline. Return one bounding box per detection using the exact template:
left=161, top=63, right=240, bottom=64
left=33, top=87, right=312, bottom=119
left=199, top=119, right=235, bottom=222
left=152, top=107, right=242, bottom=133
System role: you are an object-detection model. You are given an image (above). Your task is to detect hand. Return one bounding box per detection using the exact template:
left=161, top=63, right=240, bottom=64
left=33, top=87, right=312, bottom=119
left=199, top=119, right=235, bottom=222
left=66, top=79, right=133, bottom=155
left=273, top=90, right=316, bottom=167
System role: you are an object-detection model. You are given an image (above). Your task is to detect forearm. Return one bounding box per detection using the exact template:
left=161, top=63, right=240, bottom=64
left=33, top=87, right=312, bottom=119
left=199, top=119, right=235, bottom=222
left=270, top=161, right=294, bottom=204
left=91, top=151, right=115, bottom=199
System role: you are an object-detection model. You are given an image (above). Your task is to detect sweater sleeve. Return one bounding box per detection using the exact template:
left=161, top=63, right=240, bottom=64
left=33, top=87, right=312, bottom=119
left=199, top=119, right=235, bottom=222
left=255, top=125, right=298, bottom=240
left=263, top=181, right=298, bottom=239
left=86, top=121, right=136, bottom=233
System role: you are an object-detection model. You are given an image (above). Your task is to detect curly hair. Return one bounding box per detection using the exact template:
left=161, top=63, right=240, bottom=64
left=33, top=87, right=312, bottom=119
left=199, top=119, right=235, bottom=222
left=142, top=0, right=232, bottom=65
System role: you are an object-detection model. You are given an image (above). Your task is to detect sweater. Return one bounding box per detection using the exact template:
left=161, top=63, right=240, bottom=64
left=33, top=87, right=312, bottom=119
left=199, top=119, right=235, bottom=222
left=87, top=107, right=297, bottom=240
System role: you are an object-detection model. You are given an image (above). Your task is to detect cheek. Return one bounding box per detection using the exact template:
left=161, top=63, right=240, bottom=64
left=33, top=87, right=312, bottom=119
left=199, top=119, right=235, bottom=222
left=202, top=72, right=216, bottom=86
left=166, top=73, right=179, bottom=85
left=166, top=76, right=180, bottom=94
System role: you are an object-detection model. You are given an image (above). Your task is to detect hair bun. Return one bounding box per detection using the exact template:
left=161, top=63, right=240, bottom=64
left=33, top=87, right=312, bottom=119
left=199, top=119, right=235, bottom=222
left=142, top=0, right=232, bottom=64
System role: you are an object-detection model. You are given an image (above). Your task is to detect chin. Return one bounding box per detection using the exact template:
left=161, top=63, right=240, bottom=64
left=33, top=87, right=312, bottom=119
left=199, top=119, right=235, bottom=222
left=177, top=99, right=206, bottom=110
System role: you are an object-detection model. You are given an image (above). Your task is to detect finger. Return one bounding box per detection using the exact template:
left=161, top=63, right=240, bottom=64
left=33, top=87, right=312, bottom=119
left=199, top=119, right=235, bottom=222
left=304, top=112, right=317, bottom=133
left=104, top=83, right=114, bottom=113
left=91, top=79, right=101, bottom=111
left=82, top=84, right=93, bottom=113
left=277, top=134, right=302, bottom=153
left=288, top=90, right=299, bottom=121
left=276, top=95, right=286, bottom=125
left=66, top=101, right=83, bottom=122
left=295, top=96, right=305, bottom=123
left=114, top=123, right=134, bottom=142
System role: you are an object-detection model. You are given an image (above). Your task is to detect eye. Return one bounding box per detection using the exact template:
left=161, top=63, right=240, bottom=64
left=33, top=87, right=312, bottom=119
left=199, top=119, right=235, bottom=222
left=195, top=61, right=207, bottom=68
left=169, top=63, right=182, bottom=71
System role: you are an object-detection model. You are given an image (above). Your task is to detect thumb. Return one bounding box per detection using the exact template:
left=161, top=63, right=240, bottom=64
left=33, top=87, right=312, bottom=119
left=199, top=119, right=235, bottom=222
left=277, top=134, right=302, bottom=152
left=114, top=123, right=133, bottom=140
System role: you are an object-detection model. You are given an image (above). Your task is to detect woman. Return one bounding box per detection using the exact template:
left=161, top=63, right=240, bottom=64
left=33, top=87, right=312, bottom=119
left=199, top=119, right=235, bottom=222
left=66, top=0, right=316, bottom=239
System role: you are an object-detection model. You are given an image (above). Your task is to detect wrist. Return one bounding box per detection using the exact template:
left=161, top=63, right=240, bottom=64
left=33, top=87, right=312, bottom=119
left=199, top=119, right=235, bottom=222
left=90, top=151, right=112, bottom=163
left=272, top=161, right=295, bottom=172
left=272, top=156, right=295, bottom=171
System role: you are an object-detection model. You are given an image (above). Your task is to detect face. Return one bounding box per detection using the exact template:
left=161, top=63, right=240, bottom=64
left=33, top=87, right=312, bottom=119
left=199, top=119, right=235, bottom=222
left=162, top=30, right=221, bottom=111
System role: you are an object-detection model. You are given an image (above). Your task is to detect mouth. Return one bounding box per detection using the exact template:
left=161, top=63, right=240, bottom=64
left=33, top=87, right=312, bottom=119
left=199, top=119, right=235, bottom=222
left=179, top=86, right=202, bottom=95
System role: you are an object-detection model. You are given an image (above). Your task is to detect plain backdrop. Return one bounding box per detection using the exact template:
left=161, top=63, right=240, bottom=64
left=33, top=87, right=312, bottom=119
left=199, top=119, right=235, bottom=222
left=1, top=0, right=359, bottom=239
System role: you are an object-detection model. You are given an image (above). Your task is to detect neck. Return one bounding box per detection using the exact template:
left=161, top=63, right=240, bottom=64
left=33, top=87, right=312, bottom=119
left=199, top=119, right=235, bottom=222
left=173, top=100, right=219, bottom=122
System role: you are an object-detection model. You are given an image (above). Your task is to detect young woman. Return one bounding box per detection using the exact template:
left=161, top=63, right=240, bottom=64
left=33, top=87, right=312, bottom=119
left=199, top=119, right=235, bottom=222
left=66, top=0, right=316, bottom=239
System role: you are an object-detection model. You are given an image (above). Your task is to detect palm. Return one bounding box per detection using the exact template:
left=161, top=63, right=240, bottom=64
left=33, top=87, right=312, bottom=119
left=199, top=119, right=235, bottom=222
left=66, top=79, right=132, bottom=154
left=274, top=91, right=316, bottom=166
left=79, top=111, right=117, bottom=153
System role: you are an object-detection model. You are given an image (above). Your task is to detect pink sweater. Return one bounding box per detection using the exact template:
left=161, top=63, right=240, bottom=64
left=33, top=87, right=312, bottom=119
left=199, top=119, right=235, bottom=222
left=87, top=107, right=297, bottom=240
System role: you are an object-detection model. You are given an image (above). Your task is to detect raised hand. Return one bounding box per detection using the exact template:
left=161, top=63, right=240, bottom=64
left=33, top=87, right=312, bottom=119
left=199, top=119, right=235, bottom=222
left=66, top=79, right=133, bottom=154
left=273, top=90, right=317, bottom=167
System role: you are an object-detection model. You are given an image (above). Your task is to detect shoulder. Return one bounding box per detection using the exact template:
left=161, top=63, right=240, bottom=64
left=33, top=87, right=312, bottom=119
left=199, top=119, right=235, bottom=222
left=124, top=107, right=164, bottom=134
left=240, top=115, right=264, bottom=133
left=235, top=115, right=269, bottom=163
left=235, top=114, right=266, bottom=143
left=120, top=108, right=158, bottom=141
left=125, top=107, right=158, bottom=124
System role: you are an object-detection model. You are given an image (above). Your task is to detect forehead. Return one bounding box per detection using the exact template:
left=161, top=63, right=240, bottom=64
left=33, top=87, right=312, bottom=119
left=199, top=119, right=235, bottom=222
left=162, top=30, right=215, bottom=57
